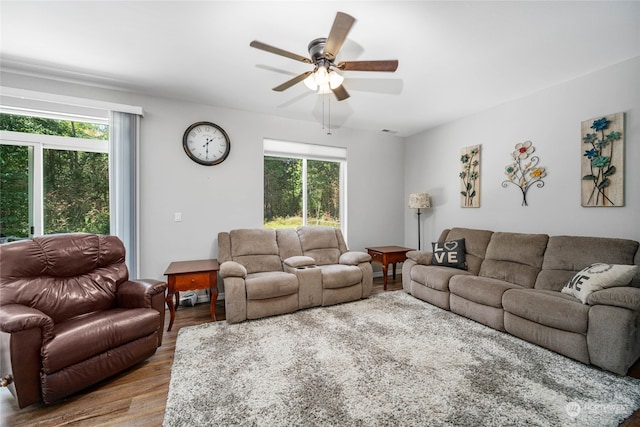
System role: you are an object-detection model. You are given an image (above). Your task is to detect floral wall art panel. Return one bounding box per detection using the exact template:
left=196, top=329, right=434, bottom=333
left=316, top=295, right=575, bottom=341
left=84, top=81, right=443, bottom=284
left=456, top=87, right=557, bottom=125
left=581, top=113, right=624, bottom=207
left=502, top=141, right=546, bottom=206
left=460, top=145, right=480, bottom=208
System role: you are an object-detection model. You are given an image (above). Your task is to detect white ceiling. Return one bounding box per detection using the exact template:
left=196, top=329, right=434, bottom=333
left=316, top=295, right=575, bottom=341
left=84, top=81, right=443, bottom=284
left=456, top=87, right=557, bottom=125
left=1, top=1, right=639, bottom=137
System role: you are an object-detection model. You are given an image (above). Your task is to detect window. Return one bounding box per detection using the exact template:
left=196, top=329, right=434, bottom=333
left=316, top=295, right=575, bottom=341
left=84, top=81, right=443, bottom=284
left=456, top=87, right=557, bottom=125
left=264, top=139, right=346, bottom=231
left=1, top=88, right=142, bottom=276
left=0, top=114, right=109, bottom=241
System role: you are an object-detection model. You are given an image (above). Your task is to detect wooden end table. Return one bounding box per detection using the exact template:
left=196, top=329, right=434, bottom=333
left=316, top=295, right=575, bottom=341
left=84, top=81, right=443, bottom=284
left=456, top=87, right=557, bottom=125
left=366, top=246, right=415, bottom=290
left=164, top=259, right=219, bottom=331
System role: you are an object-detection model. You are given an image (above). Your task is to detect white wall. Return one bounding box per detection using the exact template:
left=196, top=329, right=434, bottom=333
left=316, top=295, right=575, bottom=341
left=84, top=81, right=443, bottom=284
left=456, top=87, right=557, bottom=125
left=1, top=72, right=405, bottom=281
left=404, top=56, right=640, bottom=248
left=6, top=56, right=638, bottom=283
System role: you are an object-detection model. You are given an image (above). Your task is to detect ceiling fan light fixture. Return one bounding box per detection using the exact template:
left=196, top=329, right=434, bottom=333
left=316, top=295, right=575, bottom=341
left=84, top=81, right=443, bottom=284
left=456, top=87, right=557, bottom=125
left=314, top=66, right=330, bottom=86
left=328, top=70, right=344, bottom=89
left=304, top=67, right=342, bottom=93
left=251, top=12, right=398, bottom=104
left=318, top=83, right=332, bottom=94
left=303, top=73, right=318, bottom=90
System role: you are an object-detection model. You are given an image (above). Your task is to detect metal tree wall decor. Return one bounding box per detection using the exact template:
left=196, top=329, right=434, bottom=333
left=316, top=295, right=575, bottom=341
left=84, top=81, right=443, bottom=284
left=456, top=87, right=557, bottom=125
left=459, top=145, right=480, bottom=208
left=581, top=113, right=624, bottom=207
left=502, top=141, right=546, bottom=206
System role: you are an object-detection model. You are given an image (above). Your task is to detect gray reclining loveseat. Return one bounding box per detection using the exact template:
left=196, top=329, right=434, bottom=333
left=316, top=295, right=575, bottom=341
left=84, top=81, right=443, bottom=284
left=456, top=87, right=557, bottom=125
left=218, top=226, right=372, bottom=323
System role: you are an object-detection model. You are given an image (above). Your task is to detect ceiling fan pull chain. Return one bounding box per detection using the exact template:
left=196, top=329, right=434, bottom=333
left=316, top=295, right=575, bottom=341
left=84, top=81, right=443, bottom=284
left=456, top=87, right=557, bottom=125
left=327, top=93, right=332, bottom=135
left=322, top=91, right=325, bottom=131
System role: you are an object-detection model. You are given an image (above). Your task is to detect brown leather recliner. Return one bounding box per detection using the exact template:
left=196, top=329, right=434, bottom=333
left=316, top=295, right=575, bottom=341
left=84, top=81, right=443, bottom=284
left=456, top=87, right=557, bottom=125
left=0, top=233, right=167, bottom=408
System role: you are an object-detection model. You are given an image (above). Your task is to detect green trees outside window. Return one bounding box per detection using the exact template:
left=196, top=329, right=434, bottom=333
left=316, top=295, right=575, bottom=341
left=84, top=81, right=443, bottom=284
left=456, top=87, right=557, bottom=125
left=264, top=156, right=341, bottom=229
left=0, top=114, right=110, bottom=241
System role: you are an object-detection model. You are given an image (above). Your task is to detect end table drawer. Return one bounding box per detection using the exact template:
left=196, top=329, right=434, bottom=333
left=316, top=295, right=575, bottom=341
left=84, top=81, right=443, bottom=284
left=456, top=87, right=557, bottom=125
left=175, top=272, right=210, bottom=289
left=369, top=251, right=384, bottom=263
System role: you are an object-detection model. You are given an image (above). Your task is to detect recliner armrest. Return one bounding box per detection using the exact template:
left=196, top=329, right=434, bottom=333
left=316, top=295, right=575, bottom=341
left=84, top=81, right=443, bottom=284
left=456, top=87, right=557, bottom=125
left=0, top=304, right=54, bottom=342
left=339, top=251, right=371, bottom=265
left=117, top=279, right=167, bottom=309
left=220, top=261, right=247, bottom=278
left=284, top=256, right=316, bottom=268
left=587, top=286, right=640, bottom=311
left=406, top=250, right=433, bottom=265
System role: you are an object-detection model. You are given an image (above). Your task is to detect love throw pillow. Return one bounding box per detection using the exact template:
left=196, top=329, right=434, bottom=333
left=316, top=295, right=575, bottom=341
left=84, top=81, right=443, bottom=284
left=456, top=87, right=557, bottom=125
left=431, top=238, right=467, bottom=270
left=561, top=263, right=638, bottom=304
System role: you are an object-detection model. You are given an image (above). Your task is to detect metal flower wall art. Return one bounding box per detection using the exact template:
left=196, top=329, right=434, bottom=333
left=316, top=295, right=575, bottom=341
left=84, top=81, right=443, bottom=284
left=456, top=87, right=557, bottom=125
left=581, top=113, right=624, bottom=207
left=502, top=140, right=546, bottom=206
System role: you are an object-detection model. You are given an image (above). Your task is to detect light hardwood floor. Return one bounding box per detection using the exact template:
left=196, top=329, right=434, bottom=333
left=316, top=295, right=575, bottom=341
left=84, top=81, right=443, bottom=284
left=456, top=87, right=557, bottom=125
left=2, top=276, right=638, bottom=426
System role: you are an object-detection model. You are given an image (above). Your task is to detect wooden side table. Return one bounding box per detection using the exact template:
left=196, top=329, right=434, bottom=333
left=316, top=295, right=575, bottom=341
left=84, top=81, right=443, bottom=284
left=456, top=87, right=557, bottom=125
left=366, top=246, right=415, bottom=290
left=164, top=259, right=219, bottom=331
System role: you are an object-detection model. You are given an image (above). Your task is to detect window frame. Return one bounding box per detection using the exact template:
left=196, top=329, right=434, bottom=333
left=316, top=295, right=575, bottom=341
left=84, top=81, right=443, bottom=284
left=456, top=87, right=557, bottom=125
left=263, top=139, right=347, bottom=235
left=1, top=130, right=109, bottom=237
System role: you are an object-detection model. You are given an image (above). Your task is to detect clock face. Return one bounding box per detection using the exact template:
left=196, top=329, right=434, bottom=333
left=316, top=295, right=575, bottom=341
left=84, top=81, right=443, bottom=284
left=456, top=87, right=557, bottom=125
left=182, top=122, right=230, bottom=166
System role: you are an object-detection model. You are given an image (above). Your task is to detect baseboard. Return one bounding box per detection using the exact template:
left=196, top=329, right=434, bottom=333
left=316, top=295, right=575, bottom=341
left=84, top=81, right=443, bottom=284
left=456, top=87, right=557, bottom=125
left=196, top=291, right=224, bottom=303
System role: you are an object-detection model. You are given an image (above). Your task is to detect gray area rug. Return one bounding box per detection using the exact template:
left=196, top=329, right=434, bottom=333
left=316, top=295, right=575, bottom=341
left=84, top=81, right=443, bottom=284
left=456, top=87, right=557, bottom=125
left=164, top=291, right=640, bottom=426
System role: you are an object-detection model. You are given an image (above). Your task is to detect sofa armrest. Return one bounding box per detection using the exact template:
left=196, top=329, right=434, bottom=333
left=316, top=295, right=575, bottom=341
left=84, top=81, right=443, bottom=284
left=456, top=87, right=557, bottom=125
left=587, top=286, right=640, bottom=311
left=339, top=251, right=371, bottom=265
left=117, top=279, right=167, bottom=309
left=0, top=304, right=50, bottom=408
left=284, top=256, right=316, bottom=268
left=220, top=261, right=247, bottom=278
left=0, top=304, right=54, bottom=342
left=406, top=250, right=432, bottom=265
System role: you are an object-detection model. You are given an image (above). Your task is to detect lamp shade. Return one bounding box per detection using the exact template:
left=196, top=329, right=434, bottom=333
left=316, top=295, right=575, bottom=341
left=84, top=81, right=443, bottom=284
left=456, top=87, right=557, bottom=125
left=408, top=193, right=431, bottom=209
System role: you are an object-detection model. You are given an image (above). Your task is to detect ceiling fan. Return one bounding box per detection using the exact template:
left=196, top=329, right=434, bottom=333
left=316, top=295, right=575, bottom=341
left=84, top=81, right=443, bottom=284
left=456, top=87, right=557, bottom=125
left=250, top=12, right=398, bottom=101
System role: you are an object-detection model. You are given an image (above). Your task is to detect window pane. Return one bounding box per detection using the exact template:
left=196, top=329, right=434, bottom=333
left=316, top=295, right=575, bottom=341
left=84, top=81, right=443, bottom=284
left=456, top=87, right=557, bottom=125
left=264, top=156, right=303, bottom=229
left=307, top=160, right=340, bottom=228
left=0, top=144, right=30, bottom=241
left=0, top=113, right=108, bottom=141
left=43, top=149, right=110, bottom=234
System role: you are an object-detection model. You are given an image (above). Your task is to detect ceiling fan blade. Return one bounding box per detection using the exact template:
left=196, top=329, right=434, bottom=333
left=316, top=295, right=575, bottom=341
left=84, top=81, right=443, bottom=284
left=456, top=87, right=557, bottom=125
left=337, top=60, right=399, bottom=72
left=331, top=84, right=350, bottom=101
left=250, top=40, right=312, bottom=64
left=273, top=71, right=313, bottom=92
left=323, top=12, right=356, bottom=61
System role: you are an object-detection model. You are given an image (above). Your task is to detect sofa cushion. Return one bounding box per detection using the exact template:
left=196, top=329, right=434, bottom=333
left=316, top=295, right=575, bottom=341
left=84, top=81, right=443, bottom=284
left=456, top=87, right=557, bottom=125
left=42, top=308, right=160, bottom=374
left=410, top=264, right=473, bottom=292
left=297, top=226, right=341, bottom=265
left=561, top=263, right=638, bottom=304
left=441, top=228, right=493, bottom=275
left=502, top=289, right=589, bottom=334
left=229, top=229, right=283, bottom=274
left=319, top=264, right=362, bottom=289
left=276, top=228, right=303, bottom=260
left=536, top=235, right=639, bottom=291
left=0, top=234, right=128, bottom=324
left=479, top=232, right=548, bottom=289
left=449, top=276, right=522, bottom=308
left=431, top=239, right=467, bottom=270
left=245, top=272, right=298, bottom=300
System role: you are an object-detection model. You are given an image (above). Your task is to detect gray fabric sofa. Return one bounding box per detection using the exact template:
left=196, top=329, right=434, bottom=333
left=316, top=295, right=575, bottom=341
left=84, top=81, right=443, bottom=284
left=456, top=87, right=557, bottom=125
left=218, top=226, right=372, bottom=323
left=402, top=227, right=640, bottom=375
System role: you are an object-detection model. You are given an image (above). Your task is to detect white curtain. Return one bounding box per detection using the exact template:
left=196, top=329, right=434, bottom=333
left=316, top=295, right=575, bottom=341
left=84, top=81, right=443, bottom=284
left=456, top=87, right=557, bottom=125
left=109, top=111, right=140, bottom=278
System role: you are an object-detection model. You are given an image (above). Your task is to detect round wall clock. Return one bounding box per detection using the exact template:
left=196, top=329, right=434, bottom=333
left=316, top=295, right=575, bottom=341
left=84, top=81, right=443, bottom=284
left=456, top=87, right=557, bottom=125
left=182, top=121, right=231, bottom=166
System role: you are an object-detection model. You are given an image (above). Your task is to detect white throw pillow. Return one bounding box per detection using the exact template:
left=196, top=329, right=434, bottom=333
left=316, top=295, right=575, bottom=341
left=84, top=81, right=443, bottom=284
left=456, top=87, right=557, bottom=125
left=561, top=263, right=638, bottom=304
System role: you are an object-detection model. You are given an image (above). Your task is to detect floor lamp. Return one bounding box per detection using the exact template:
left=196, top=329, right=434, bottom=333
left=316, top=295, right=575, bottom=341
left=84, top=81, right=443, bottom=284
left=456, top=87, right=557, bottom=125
left=408, top=193, right=431, bottom=250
